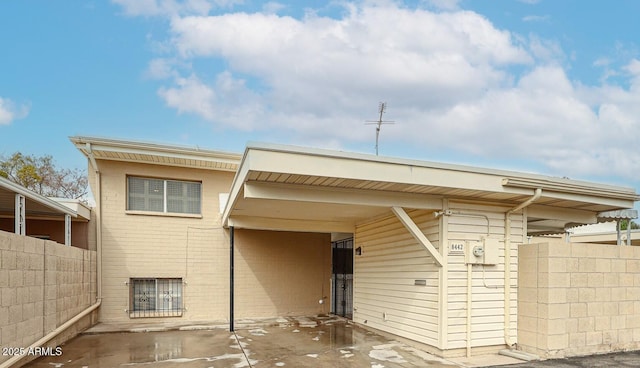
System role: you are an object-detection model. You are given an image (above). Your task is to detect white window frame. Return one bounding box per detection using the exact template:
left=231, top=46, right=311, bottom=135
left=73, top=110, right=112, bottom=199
left=127, top=176, right=202, bottom=215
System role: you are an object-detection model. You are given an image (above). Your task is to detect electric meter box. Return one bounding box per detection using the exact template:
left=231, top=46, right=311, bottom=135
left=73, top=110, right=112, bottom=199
left=482, top=237, right=500, bottom=265
left=466, top=237, right=499, bottom=265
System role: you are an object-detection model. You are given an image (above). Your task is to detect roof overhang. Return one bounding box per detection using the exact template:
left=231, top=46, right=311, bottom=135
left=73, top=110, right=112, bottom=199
left=223, top=143, right=640, bottom=234
left=69, top=136, right=242, bottom=172
left=0, top=176, right=78, bottom=220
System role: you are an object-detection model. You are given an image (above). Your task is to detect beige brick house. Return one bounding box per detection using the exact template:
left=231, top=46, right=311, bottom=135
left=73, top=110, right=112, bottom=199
left=70, top=136, right=639, bottom=358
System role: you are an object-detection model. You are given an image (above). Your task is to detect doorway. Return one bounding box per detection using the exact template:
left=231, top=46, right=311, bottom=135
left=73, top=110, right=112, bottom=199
left=331, top=238, right=353, bottom=319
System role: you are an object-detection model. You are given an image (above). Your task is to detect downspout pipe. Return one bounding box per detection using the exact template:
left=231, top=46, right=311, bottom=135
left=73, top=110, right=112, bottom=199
left=86, top=143, right=102, bottom=302
left=230, top=225, right=235, bottom=332
left=504, top=188, right=542, bottom=347
left=0, top=300, right=101, bottom=368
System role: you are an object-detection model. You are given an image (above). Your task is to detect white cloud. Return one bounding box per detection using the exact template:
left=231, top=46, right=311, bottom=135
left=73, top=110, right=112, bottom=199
left=119, top=1, right=640, bottom=183
left=165, top=5, right=530, bottom=121
left=145, top=58, right=176, bottom=79
left=158, top=72, right=263, bottom=130
left=262, top=1, right=285, bottom=14
left=112, top=0, right=241, bottom=17
left=625, top=58, right=640, bottom=77
left=0, top=97, right=29, bottom=125
left=528, top=34, right=564, bottom=62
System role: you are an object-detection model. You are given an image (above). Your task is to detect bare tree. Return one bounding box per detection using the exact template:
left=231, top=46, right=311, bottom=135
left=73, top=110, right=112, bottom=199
left=0, top=152, right=88, bottom=201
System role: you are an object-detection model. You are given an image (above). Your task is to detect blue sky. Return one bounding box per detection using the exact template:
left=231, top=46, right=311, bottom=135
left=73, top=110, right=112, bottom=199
left=1, top=0, right=640, bottom=195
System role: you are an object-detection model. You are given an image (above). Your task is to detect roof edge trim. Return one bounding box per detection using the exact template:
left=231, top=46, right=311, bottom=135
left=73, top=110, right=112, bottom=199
left=70, top=136, right=242, bottom=163
left=0, top=176, right=78, bottom=217
left=245, top=142, right=639, bottom=198
left=502, top=177, right=640, bottom=201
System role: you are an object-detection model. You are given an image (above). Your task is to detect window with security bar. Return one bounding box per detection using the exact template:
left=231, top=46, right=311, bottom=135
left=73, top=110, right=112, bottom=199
left=127, top=176, right=201, bottom=214
left=130, top=278, right=183, bottom=318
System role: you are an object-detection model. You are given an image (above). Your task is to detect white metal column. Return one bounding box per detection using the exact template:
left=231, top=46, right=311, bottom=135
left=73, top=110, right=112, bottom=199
left=15, top=194, right=25, bottom=235
left=65, top=214, right=72, bottom=246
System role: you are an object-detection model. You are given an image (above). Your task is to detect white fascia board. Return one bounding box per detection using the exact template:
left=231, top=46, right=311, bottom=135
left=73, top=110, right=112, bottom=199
left=571, top=230, right=640, bottom=242
left=540, top=190, right=636, bottom=209
left=228, top=215, right=355, bottom=233
left=503, top=177, right=639, bottom=202
left=50, top=198, right=91, bottom=220
left=246, top=142, right=640, bottom=202
left=243, top=181, right=444, bottom=210
left=222, top=146, right=253, bottom=227
left=245, top=149, right=508, bottom=194
left=0, top=177, right=77, bottom=217
left=528, top=205, right=598, bottom=224
left=70, top=136, right=242, bottom=167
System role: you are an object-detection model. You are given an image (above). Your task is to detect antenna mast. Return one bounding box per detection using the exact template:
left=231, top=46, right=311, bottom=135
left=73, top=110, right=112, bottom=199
left=365, top=102, right=394, bottom=155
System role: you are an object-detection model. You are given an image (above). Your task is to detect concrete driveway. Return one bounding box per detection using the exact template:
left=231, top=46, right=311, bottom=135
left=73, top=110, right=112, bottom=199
left=22, top=315, right=640, bottom=367
left=22, top=316, right=469, bottom=367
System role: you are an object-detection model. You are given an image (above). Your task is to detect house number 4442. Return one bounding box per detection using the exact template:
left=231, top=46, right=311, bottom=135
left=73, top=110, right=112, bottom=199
left=449, top=242, right=464, bottom=254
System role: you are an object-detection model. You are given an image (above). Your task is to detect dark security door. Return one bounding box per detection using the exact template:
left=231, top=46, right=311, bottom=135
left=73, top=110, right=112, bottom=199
left=332, top=238, right=353, bottom=318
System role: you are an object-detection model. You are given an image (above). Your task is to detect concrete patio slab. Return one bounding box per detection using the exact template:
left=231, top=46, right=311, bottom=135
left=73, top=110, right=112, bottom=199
left=21, top=316, right=524, bottom=368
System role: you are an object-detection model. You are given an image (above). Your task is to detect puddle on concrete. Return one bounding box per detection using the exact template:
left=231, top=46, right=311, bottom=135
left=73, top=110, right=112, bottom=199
left=21, top=330, right=249, bottom=368
left=248, top=328, right=268, bottom=336
left=23, top=317, right=459, bottom=367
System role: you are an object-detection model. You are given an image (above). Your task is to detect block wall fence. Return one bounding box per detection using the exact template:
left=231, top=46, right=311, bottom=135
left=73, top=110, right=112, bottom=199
left=0, top=230, right=97, bottom=366
left=519, top=240, right=640, bottom=359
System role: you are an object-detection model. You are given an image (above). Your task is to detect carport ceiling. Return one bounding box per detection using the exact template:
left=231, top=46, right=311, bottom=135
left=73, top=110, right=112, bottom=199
left=0, top=178, right=77, bottom=220
left=223, top=143, right=639, bottom=234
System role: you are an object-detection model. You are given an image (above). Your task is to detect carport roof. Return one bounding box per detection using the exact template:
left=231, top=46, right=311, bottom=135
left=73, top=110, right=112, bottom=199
left=222, top=143, right=639, bottom=234
left=0, top=176, right=78, bottom=220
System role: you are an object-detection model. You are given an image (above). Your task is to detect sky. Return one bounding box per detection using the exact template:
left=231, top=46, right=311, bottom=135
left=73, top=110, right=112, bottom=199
left=1, top=0, right=640, bottom=196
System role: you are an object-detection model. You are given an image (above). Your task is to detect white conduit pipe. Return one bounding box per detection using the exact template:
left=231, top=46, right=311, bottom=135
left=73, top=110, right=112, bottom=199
left=467, top=262, right=472, bottom=358
left=0, top=300, right=101, bottom=368
left=504, top=188, right=541, bottom=348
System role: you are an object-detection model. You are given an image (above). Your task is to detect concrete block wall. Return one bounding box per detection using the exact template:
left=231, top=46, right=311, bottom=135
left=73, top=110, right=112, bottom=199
left=0, top=230, right=97, bottom=366
left=518, top=240, right=640, bottom=359
left=95, top=160, right=235, bottom=322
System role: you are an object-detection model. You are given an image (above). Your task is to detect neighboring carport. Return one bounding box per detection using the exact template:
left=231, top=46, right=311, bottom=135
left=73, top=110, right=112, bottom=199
left=0, top=176, right=89, bottom=247
left=221, top=142, right=639, bottom=356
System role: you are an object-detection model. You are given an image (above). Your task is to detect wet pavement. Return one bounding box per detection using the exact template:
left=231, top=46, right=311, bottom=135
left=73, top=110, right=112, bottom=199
left=20, top=315, right=640, bottom=367
left=22, top=316, right=463, bottom=367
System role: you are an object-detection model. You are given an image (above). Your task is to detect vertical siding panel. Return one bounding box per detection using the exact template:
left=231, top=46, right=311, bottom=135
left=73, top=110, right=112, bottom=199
left=446, top=202, right=523, bottom=349
left=354, top=210, right=440, bottom=346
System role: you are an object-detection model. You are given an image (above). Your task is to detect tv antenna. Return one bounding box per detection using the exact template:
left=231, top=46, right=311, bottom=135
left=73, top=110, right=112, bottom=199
left=365, top=102, right=394, bottom=155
